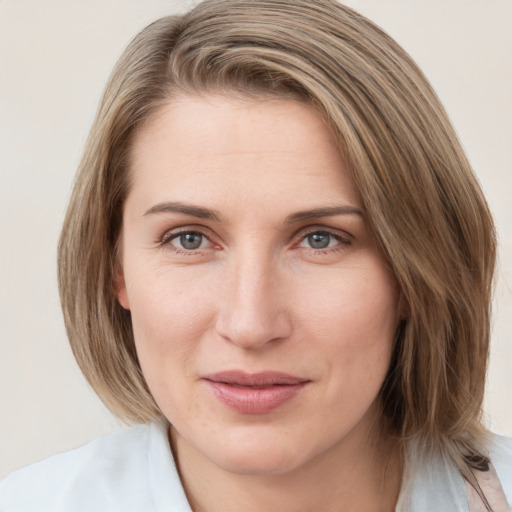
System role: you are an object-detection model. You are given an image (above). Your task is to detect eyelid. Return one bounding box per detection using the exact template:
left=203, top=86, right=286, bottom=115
left=294, top=225, right=353, bottom=243
left=157, top=223, right=353, bottom=253
left=159, top=225, right=217, bottom=247
left=290, top=226, right=353, bottom=256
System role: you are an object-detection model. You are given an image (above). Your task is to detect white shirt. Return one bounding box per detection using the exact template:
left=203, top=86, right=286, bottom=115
left=1, top=421, right=511, bottom=511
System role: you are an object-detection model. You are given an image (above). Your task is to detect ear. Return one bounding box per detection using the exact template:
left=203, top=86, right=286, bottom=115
left=115, top=264, right=131, bottom=311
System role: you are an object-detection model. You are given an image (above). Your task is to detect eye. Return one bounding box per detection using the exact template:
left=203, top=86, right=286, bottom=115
left=166, top=231, right=210, bottom=251
left=298, top=230, right=348, bottom=250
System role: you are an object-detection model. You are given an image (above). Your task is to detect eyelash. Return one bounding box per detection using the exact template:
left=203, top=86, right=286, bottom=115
left=298, top=228, right=352, bottom=254
left=159, top=226, right=352, bottom=255
left=159, top=228, right=214, bottom=256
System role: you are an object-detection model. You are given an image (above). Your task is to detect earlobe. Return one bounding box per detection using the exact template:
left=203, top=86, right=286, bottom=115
left=115, top=266, right=130, bottom=310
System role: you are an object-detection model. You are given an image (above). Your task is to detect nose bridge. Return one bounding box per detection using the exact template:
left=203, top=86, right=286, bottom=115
left=215, top=247, right=290, bottom=349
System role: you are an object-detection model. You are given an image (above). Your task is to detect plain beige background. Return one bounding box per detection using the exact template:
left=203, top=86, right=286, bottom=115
left=1, top=0, right=511, bottom=480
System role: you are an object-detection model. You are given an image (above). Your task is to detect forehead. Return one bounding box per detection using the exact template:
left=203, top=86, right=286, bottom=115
left=126, top=94, right=360, bottom=214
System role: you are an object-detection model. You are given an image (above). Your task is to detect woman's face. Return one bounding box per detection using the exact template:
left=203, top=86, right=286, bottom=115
left=117, top=94, right=401, bottom=475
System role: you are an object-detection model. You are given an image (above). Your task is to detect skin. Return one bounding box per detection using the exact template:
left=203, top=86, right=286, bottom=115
left=117, top=94, right=403, bottom=511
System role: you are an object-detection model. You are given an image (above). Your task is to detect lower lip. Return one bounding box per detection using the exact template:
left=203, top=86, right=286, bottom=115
left=205, top=381, right=308, bottom=414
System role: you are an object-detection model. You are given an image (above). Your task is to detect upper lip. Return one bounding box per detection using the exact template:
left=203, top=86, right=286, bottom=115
left=203, top=371, right=309, bottom=387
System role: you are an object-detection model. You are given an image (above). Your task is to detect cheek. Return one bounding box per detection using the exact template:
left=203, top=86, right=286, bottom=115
left=125, top=266, right=218, bottom=381
left=304, top=276, right=398, bottom=434
left=298, top=263, right=398, bottom=340
left=296, top=263, right=398, bottom=385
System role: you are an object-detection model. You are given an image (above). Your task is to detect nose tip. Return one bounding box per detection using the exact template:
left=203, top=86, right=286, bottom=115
left=216, top=311, right=292, bottom=350
left=214, top=267, right=292, bottom=350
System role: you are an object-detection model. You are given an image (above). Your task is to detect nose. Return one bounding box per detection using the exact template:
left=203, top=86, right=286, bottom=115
left=214, top=254, right=292, bottom=350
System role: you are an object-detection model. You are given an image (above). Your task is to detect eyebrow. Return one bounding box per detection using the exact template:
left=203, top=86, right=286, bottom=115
left=143, top=201, right=222, bottom=221
left=142, top=201, right=363, bottom=223
left=285, top=206, right=363, bottom=224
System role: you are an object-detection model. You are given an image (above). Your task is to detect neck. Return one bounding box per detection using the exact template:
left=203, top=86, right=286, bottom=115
left=170, top=418, right=403, bottom=512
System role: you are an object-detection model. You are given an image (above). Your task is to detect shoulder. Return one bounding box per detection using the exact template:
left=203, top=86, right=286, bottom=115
left=488, top=433, right=512, bottom=503
left=397, top=438, right=469, bottom=512
left=0, top=422, right=191, bottom=512
left=0, top=424, right=154, bottom=511
left=397, top=433, right=512, bottom=512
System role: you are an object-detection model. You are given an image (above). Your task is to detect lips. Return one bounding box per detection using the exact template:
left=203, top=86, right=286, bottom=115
left=203, top=371, right=310, bottom=414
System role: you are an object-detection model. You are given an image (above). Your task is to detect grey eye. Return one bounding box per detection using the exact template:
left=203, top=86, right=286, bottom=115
left=306, top=232, right=332, bottom=249
left=177, top=232, right=204, bottom=250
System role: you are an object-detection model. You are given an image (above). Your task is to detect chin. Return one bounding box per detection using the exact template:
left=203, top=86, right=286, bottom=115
left=203, top=430, right=310, bottom=477
left=214, top=450, right=303, bottom=477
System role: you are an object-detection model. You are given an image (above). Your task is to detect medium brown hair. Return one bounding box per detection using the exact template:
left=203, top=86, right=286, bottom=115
left=58, top=0, right=496, bottom=489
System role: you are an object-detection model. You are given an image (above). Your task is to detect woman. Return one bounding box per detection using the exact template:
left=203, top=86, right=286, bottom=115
left=1, top=0, right=510, bottom=510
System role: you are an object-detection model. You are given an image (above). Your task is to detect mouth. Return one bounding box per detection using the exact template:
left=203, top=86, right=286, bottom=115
left=202, top=371, right=310, bottom=414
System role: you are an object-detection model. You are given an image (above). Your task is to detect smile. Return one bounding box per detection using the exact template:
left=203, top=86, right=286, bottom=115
left=203, top=371, right=310, bottom=414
